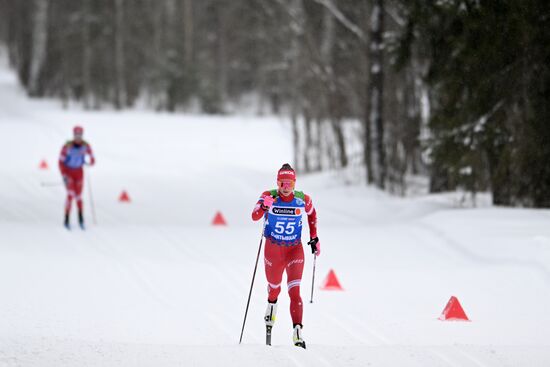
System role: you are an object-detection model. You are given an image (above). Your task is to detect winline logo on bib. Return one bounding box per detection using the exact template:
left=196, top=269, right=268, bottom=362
left=272, top=207, right=301, bottom=215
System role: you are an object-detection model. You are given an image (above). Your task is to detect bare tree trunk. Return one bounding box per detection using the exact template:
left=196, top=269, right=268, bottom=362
left=326, top=119, right=337, bottom=170
left=364, top=104, right=374, bottom=183
left=288, top=0, right=305, bottom=171
left=314, top=116, right=323, bottom=171
left=321, top=2, right=334, bottom=66
left=330, top=117, right=348, bottom=168
left=114, top=0, right=126, bottom=109
left=81, top=0, right=92, bottom=109
left=303, top=108, right=312, bottom=172
left=183, top=0, right=193, bottom=66
left=322, top=2, right=348, bottom=169
left=292, top=114, right=300, bottom=172
left=28, top=0, right=48, bottom=96
left=217, top=4, right=228, bottom=110
left=366, top=0, right=386, bottom=189
left=151, top=0, right=165, bottom=110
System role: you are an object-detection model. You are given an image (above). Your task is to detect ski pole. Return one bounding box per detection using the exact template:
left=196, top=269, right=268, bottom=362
left=310, top=254, right=317, bottom=303
left=85, top=166, right=97, bottom=225
left=239, top=219, right=266, bottom=344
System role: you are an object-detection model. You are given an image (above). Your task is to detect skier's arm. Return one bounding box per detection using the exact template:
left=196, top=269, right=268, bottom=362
left=304, top=194, right=317, bottom=238
left=305, top=194, right=320, bottom=255
left=252, top=191, right=272, bottom=221
left=85, top=143, right=95, bottom=165
left=58, top=145, right=68, bottom=174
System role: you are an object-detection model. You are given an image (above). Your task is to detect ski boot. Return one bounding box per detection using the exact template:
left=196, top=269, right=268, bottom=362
left=78, top=210, right=85, bottom=230
left=64, top=213, right=70, bottom=230
left=264, top=301, right=277, bottom=346
left=293, top=324, right=306, bottom=349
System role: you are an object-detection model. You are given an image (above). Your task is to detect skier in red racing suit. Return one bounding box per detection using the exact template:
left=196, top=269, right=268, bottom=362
left=59, top=125, right=95, bottom=229
left=251, top=163, right=320, bottom=348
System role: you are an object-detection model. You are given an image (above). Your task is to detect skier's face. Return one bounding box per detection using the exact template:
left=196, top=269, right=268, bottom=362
left=278, top=180, right=295, bottom=196
left=74, top=132, right=83, bottom=143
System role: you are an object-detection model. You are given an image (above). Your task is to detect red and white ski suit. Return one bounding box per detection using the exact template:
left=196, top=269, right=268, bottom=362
left=252, top=190, right=318, bottom=326
left=59, top=140, right=95, bottom=215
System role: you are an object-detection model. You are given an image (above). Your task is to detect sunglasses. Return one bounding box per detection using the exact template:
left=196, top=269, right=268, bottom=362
left=278, top=181, right=295, bottom=190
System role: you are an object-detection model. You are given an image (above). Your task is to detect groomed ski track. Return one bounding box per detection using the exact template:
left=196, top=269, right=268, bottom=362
left=1, top=49, right=550, bottom=366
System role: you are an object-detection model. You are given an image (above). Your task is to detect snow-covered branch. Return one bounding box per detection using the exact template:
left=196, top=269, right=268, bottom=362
left=312, top=0, right=366, bottom=42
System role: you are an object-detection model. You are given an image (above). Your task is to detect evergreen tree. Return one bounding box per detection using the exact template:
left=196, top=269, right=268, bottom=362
left=399, top=0, right=550, bottom=206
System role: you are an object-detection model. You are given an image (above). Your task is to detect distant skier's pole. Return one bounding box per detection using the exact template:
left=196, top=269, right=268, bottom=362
left=239, top=219, right=266, bottom=344
left=85, top=166, right=97, bottom=225
left=309, top=254, right=317, bottom=303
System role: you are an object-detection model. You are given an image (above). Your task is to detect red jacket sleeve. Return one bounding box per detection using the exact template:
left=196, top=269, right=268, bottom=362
left=252, top=190, right=272, bottom=221
left=85, top=143, right=95, bottom=165
left=59, top=144, right=69, bottom=174
left=304, top=194, right=318, bottom=238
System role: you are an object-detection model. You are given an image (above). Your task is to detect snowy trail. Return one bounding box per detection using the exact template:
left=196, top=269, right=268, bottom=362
left=1, top=52, right=550, bottom=366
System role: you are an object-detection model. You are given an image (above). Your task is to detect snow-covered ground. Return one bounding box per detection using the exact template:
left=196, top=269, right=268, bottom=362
left=1, top=50, right=550, bottom=367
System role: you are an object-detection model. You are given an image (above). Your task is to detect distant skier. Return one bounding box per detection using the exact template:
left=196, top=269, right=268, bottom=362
left=59, top=125, right=95, bottom=229
left=251, top=163, right=320, bottom=348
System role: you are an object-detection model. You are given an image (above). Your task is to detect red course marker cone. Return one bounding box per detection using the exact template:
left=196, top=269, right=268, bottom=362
left=212, top=211, right=227, bottom=226
left=438, top=296, right=470, bottom=321
left=39, top=160, right=49, bottom=170
left=119, top=190, right=131, bottom=203
left=320, top=269, right=344, bottom=291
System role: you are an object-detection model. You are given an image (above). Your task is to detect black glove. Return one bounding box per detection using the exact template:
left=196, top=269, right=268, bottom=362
left=307, top=237, right=319, bottom=255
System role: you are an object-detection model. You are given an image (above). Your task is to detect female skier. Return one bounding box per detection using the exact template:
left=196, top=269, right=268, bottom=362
left=59, top=125, right=95, bottom=229
left=251, top=163, right=320, bottom=348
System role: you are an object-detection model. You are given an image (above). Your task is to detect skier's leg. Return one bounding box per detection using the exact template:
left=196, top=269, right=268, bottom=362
left=264, top=239, right=285, bottom=303
left=64, top=174, right=75, bottom=215
left=74, top=179, right=84, bottom=226
left=64, top=191, right=73, bottom=228
left=286, top=244, right=305, bottom=326
left=74, top=172, right=84, bottom=212
left=286, top=244, right=306, bottom=348
left=264, top=239, right=285, bottom=345
left=65, top=191, right=74, bottom=215
left=64, top=173, right=76, bottom=227
left=264, top=238, right=284, bottom=335
left=63, top=184, right=74, bottom=228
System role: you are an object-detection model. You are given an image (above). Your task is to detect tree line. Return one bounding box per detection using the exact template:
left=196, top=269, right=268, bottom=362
left=1, top=0, right=549, bottom=207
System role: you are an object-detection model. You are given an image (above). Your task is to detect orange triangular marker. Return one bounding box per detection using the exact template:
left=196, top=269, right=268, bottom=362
left=119, top=190, right=131, bottom=202
left=212, top=211, right=227, bottom=226
left=438, top=296, right=470, bottom=321
left=320, top=269, right=344, bottom=290
left=39, top=160, right=49, bottom=170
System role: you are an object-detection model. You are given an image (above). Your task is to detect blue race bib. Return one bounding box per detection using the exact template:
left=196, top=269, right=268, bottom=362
left=264, top=195, right=306, bottom=246
left=64, top=145, right=87, bottom=169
